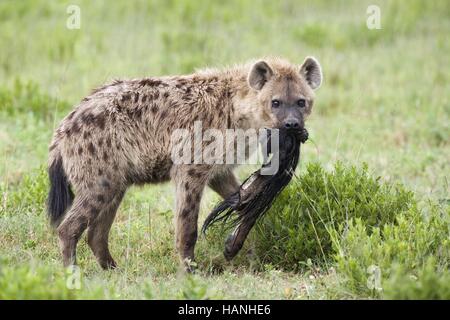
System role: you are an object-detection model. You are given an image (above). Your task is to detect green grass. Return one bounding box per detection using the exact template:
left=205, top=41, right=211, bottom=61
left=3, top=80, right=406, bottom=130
left=0, top=0, right=449, bottom=299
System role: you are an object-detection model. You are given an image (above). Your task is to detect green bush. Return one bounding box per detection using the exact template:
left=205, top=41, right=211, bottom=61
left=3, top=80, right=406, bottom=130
left=332, top=205, right=450, bottom=298
left=252, top=162, right=415, bottom=271
left=251, top=162, right=449, bottom=298
left=383, top=258, right=450, bottom=300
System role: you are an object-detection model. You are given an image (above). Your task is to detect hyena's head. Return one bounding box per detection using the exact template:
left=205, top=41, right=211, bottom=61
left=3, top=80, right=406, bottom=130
left=248, top=57, right=322, bottom=130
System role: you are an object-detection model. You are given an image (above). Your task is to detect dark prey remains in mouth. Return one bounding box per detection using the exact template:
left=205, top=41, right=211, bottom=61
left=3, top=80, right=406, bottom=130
left=202, top=127, right=308, bottom=260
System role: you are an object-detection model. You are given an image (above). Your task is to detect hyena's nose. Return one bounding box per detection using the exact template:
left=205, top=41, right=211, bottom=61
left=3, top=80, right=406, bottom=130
left=283, top=120, right=300, bottom=129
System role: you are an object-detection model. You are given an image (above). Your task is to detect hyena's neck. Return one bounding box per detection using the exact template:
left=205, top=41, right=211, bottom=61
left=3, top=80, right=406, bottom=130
left=215, top=66, right=266, bottom=131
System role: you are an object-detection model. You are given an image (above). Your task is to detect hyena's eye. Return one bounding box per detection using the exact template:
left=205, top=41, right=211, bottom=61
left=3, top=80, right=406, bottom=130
left=271, top=99, right=281, bottom=108
left=297, top=99, right=306, bottom=108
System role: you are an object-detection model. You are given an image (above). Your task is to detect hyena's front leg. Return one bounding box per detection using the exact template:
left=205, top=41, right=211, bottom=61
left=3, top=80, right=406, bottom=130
left=172, top=165, right=210, bottom=272
left=208, top=167, right=240, bottom=199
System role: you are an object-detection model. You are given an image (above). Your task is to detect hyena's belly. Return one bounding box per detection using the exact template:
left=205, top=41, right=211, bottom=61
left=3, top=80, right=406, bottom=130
left=126, top=154, right=173, bottom=185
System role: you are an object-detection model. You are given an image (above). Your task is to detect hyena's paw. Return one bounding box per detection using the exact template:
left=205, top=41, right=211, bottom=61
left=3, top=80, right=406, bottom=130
left=99, top=258, right=118, bottom=270
left=182, top=258, right=198, bottom=274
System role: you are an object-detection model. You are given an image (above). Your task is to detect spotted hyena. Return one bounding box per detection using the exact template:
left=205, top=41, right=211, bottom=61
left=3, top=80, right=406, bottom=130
left=47, top=57, right=322, bottom=271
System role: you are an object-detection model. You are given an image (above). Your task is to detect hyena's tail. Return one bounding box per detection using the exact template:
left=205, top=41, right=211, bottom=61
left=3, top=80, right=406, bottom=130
left=47, top=152, right=73, bottom=227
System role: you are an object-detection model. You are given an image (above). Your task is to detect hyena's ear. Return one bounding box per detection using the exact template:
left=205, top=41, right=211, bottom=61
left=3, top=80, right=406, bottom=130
left=300, top=56, right=322, bottom=90
left=248, top=61, right=274, bottom=90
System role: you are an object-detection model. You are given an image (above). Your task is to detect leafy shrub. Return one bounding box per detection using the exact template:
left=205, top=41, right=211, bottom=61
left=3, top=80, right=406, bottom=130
left=250, top=162, right=449, bottom=298
left=0, top=79, right=69, bottom=120
left=332, top=205, right=450, bottom=298
left=252, top=162, right=415, bottom=271
left=383, top=258, right=450, bottom=300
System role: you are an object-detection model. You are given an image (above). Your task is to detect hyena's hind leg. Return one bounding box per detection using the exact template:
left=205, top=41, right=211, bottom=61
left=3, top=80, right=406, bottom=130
left=87, top=189, right=125, bottom=269
left=57, top=194, right=92, bottom=267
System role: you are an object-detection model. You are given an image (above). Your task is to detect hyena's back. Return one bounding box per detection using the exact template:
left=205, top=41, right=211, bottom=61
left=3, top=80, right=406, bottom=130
left=49, top=76, right=230, bottom=195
